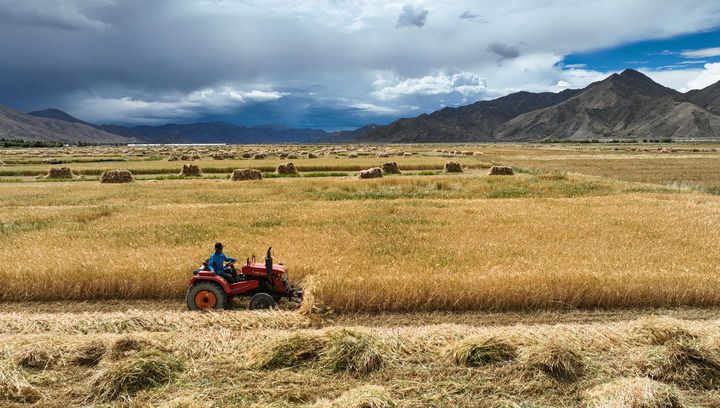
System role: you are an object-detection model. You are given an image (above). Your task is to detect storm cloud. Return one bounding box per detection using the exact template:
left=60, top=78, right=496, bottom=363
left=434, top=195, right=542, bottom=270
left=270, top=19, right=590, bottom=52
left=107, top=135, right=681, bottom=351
left=2, top=0, right=720, bottom=129
left=487, top=42, right=521, bottom=59
left=396, top=4, right=428, bottom=28
left=459, top=11, right=482, bottom=20
left=0, top=0, right=111, bottom=31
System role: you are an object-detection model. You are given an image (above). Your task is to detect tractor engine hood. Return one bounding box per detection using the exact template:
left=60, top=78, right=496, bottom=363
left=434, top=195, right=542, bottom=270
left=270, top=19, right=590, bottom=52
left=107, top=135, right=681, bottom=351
left=243, top=262, right=287, bottom=274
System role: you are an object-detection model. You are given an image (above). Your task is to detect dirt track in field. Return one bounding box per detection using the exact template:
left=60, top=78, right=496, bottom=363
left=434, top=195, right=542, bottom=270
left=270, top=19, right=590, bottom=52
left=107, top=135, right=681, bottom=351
left=4, top=300, right=720, bottom=329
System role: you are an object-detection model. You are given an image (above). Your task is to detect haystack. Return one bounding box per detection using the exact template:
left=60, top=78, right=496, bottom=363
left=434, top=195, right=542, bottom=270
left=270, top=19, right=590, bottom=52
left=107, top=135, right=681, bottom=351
left=110, top=336, right=154, bottom=360
left=0, top=362, right=42, bottom=403
left=319, top=329, right=384, bottom=375
left=253, top=153, right=266, bottom=160
left=444, top=336, right=517, bottom=367
left=381, top=162, right=401, bottom=174
left=100, top=170, right=134, bottom=183
left=648, top=338, right=720, bottom=389
left=308, top=152, right=319, bottom=159
left=45, top=167, right=75, bottom=179
left=523, top=340, right=585, bottom=382
left=584, top=377, right=683, bottom=408
left=276, top=162, right=299, bottom=175
left=288, top=154, right=299, bottom=159
left=168, top=155, right=180, bottom=161
left=444, top=162, right=463, bottom=173
left=70, top=340, right=106, bottom=367
left=348, top=153, right=358, bottom=158
left=489, top=166, right=514, bottom=176
left=89, top=350, right=183, bottom=401
left=358, top=167, right=383, bottom=179
left=178, top=164, right=203, bottom=177
left=633, top=317, right=697, bottom=345
left=12, top=346, right=58, bottom=370
left=248, top=333, right=325, bottom=369
left=231, top=168, right=263, bottom=181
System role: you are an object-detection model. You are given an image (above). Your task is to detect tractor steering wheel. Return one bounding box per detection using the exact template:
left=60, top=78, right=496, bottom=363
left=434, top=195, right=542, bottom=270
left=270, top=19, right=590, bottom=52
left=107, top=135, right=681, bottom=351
left=225, top=259, right=237, bottom=269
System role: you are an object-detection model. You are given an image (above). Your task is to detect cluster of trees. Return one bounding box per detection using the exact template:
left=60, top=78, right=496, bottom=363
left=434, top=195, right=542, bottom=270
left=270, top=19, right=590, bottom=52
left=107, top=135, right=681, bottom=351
left=1, top=138, right=64, bottom=147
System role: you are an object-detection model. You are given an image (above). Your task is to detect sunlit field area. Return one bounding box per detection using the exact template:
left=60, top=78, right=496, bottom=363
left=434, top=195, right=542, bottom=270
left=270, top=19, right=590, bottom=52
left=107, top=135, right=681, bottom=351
left=2, top=144, right=719, bottom=310
left=3, top=143, right=720, bottom=406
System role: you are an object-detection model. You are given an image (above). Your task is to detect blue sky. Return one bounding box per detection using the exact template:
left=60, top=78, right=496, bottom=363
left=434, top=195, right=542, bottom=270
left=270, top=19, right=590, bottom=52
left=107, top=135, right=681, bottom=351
left=564, top=27, right=720, bottom=73
left=2, top=0, right=720, bottom=130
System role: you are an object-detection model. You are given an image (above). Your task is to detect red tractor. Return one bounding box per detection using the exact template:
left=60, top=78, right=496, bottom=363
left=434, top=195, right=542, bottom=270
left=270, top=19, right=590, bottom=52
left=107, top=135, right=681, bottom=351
left=186, top=247, right=302, bottom=311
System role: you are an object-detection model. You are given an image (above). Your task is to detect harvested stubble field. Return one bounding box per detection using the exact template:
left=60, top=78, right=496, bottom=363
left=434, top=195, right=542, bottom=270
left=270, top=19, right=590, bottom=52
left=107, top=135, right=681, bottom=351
left=3, top=307, right=720, bottom=407
left=2, top=143, right=720, bottom=406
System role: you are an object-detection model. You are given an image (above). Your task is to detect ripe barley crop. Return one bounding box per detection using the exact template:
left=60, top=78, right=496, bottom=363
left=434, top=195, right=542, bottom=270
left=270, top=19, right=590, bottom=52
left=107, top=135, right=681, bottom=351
left=1, top=163, right=718, bottom=311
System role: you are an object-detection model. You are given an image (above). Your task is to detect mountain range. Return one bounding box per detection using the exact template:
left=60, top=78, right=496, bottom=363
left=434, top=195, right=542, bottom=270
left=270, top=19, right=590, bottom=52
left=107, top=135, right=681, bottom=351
left=0, top=106, right=138, bottom=144
left=356, top=69, right=720, bottom=142
left=3, top=69, right=720, bottom=144
left=25, top=108, right=332, bottom=144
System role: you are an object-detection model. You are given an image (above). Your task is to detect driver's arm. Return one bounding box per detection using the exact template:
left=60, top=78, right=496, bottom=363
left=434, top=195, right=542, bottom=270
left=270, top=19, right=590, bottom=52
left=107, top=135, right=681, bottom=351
left=224, top=255, right=236, bottom=263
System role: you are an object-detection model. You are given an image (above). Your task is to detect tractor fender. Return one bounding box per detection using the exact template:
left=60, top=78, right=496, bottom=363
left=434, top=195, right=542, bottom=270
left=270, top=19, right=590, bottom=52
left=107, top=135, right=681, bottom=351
left=190, top=272, right=232, bottom=293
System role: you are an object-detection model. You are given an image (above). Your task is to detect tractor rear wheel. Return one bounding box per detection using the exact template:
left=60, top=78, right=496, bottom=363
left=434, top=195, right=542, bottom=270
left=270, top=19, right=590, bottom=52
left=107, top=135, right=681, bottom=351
left=187, top=282, right=227, bottom=311
left=249, top=293, right=277, bottom=310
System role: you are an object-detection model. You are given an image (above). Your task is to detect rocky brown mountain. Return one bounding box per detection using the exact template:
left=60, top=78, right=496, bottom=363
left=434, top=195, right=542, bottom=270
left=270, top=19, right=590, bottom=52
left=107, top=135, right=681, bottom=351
left=356, top=89, right=581, bottom=142
left=357, top=69, right=720, bottom=142
left=496, top=69, right=720, bottom=140
left=1, top=105, right=137, bottom=144
left=686, top=80, right=720, bottom=114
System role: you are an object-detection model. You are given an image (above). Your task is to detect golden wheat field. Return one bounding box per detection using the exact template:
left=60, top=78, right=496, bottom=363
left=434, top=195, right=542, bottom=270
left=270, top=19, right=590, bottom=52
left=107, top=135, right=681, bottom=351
left=2, top=143, right=720, bottom=406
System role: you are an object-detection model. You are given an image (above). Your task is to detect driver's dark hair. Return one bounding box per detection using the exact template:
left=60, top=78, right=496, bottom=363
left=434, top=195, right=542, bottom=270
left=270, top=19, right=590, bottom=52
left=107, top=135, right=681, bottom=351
left=214, top=242, right=223, bottom=251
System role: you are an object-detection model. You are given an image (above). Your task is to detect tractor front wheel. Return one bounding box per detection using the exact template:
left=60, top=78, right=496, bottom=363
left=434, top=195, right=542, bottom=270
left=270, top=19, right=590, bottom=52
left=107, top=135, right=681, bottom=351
left=249, top=293, right=277, bottom=310
left=187, top=282, right=227, bottom=311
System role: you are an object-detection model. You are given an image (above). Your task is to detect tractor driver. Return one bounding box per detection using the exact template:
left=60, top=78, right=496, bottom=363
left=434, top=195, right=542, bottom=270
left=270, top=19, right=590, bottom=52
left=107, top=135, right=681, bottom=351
left=208, top=242, right=238, bottom=283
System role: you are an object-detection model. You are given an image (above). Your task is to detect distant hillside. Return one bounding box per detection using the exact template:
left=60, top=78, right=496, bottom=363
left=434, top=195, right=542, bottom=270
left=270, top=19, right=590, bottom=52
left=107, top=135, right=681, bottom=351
left=28, top=108, right=333, bottom=144
left=356, top=89, right=581, bottom=142
left=28, top=108, right=90, bottom=125
left=354, top=69, right=720, bottom=142
left=2, top=105, right=137, bottom=144
left=496, top=69, right=720, bottom=140
left=686, top=81, right=720, bottom=114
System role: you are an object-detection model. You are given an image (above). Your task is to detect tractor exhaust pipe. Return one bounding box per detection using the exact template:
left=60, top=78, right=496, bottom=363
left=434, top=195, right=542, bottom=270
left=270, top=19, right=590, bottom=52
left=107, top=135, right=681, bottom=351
left=265, top=247, right=273, bottom=277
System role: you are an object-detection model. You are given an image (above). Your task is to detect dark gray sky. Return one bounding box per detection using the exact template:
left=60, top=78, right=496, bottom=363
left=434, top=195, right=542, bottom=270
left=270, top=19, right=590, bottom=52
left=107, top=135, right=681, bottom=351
left=2, top=0, right=720, bottom=130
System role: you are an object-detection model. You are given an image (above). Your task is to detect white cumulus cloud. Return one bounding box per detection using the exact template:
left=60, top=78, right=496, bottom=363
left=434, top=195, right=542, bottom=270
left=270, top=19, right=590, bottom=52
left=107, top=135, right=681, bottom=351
left=373, top=72, right=487, bottom=100
left=681, top=47, right=720, bottom=58
left=71, top=86, right=286, bottom=124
